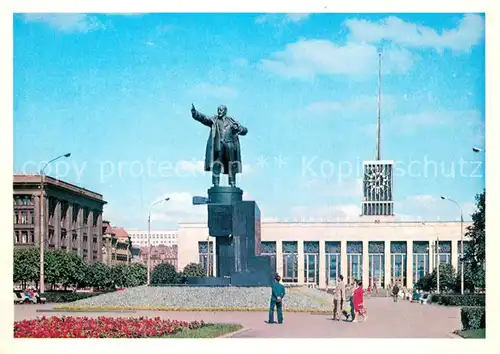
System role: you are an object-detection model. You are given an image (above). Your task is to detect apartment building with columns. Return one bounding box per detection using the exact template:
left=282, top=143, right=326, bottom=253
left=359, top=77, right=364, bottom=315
left=13, top=174, right=107, bottom=262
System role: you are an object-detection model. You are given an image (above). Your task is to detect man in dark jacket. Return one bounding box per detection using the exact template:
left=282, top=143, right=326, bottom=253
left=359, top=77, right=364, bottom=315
left=269, top=273, right=286, bottom=324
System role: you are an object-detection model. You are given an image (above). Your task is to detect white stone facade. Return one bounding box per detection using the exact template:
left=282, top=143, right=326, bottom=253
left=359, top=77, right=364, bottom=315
left=177, top=219, right=469, bottom=289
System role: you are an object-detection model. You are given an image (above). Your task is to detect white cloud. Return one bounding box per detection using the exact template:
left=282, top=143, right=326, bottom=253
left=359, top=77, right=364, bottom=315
left=301, top=178, right=363, bottom=198
left=285, top=13, right=311, bottom=23
left=291, top=204, right=361, bottom=222
left=191, top=83, right=238, bottom=100
left=306, top=94, right=397, bottom=115
left=396, top=195, right=477, bottom=221
left=231, top=58, right=249, bottom=67
left=256, top=13, right=310, bottom=25
left=390, top=109, right=482, bottom=133
left=22, top=13, right=104, bottom=33
left=345, top=14, right=484, bottom=53
left=260, top=40, right=413, bottom=79
left=150, top=192, right=207, bottom=224
left=176, top=160, right=205, bottom=175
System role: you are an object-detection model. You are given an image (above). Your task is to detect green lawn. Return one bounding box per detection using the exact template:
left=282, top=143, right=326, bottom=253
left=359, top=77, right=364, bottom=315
left=456, top=328, right=486, bottom=339
left=168, top=323, right=243, bottom=338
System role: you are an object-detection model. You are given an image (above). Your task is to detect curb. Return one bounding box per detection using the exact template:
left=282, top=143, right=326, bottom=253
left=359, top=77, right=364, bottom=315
left=37, top=309, right=137, bottom=313
left=218, top=327, right=251, bottom=338
left=54, top=306, right=332, bottom=314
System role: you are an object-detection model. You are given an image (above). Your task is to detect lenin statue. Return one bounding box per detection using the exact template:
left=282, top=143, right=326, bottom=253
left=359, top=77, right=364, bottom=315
left=191, top=104, right=248, bottom=187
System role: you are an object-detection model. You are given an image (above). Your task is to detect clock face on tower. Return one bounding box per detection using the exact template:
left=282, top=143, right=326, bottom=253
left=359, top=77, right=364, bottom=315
left=366, top=166, right=389, bottom=196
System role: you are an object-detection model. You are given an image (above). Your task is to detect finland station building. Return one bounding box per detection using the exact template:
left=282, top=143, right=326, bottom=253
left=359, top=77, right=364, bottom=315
left=177, top=160, right=470, bottom=289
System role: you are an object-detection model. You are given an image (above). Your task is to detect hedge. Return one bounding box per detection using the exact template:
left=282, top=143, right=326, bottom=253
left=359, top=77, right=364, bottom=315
left=41, top=291, right=113, bottom=303
left=461, top=306, right=486, bottom=330
left=430, top=294, right=485, bottom=307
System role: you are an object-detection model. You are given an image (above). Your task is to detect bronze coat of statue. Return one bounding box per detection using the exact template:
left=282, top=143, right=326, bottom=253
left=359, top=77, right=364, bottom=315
left=191, top=104, right=248, bottom=187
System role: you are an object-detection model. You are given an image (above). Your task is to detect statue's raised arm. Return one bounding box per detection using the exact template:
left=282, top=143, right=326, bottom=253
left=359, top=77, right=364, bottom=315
left=191, top=104, right=213, bottom=127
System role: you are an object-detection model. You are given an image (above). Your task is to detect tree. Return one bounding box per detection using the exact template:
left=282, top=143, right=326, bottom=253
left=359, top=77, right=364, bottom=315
left=182, top=263, right=207, bottom=277
left=110, top=263, right=146, bottom=288
left=414, top=273, right=433, bottom=292
left=13, top=247, right=40, bottom=288
left=126, top=263, right=147, bottom=287
left=458, top=262, right=485, bottom=292
left=463, top=189, right=485, bottom=290
left=85, top=262, right=113, bottom=290
left=151, top=263, right=181, bottom=285
left=431, top=263, right=457, bottom=292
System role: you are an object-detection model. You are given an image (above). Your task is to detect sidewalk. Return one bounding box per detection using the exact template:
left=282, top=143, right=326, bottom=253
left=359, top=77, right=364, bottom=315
left=14, top=298, right=461, bottom=338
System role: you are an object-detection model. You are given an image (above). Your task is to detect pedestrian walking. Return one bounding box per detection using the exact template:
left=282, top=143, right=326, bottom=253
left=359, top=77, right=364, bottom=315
left=332, top=275, right=346, bottom=321
left=352, top=280, right=368, bottom=322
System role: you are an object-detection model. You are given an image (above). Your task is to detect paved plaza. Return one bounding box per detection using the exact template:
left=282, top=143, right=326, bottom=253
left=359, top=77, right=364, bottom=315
left=14, top=297, right=461, bottom=338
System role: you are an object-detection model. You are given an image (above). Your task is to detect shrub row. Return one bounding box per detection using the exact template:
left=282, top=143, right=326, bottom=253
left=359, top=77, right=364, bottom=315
left=41, top=291, right=112, bottom=303
left=430, top=294, right=485, bottom=307
left=461, top=306, right=486, bottom=330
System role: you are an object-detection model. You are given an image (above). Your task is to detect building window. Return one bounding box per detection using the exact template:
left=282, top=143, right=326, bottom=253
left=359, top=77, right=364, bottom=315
left=48, top=229, right=55, bottom=247
left=21, top=231, right=28, bottom=243
left=198, top=241, right=213, bottom=276
left=83, top=233, right=88, bottom=243
left=61, top=229, right=67, bottom=245
left=72, top=205, right=79, bottom=223
left=83, top=208, right=89, bottom=225
left=325, top=241, right=341, bottom=287
left=413, top=241, right=430, bottom=285
left=20, top=211, right=29, bottom=224
left=304, top=241, right=319, bottom=285
left=261, top=241, right=276, bottom=273
left=92, top=235, right=97, bottom=244
left=282, top=241, right=298, bottom=283
left=434, top=241, right=454, bottom=266
left=368, top=241, right=385, bottom=288
left=390, top=241, right=407, bottom=287
left=347, top=241, right=363, bottom=285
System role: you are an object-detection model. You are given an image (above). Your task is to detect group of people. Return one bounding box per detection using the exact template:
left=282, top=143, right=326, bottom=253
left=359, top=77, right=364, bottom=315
left=333, top=275, right=368, bottom=323
left=267, top=273, right=367, bottom=324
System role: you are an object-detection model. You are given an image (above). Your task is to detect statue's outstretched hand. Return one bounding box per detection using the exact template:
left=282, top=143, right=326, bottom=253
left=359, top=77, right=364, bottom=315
left=191, top=104, right=196, bottom=117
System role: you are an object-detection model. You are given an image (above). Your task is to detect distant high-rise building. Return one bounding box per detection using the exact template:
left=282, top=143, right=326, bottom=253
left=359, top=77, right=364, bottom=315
left=126, top=229, right=178, bottom=247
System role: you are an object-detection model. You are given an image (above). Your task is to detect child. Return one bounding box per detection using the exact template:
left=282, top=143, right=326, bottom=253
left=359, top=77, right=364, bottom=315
left=352, top=280, right=368, bottom=322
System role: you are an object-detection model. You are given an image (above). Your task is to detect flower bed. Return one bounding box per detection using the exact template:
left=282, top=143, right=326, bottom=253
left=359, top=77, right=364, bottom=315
left=14, top=316, right=204, bottom=338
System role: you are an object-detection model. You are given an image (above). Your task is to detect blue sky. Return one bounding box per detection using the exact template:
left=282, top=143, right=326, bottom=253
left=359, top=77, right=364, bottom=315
left=13, top=13, right=485, bottom=229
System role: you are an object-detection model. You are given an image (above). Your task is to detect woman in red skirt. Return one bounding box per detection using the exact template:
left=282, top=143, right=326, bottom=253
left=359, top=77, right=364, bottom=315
left=352, top=280, right=368, bottom=322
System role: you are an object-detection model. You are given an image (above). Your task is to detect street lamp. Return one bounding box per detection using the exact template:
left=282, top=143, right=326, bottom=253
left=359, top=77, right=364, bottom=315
left=39, top=153, right=71, bottom=293
left=147, top=197, right=170, bottom=285
left=427, top=236, right=441, bottom=293
left=423, top=222, right=441, bottom=293
left=441, top=196, right=464, bottom=295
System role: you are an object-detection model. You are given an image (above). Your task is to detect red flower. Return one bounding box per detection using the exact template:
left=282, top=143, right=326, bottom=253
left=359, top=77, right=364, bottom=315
left=14, top=316, right=204, bottom=338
